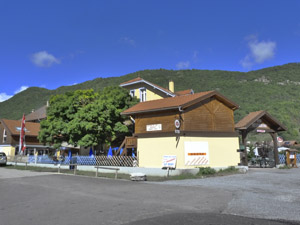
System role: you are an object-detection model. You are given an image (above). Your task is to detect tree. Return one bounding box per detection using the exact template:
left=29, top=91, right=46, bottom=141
left=38, top=87, right=138, bottom=149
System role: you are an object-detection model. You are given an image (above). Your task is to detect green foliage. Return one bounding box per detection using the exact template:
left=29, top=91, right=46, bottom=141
left=197, top=167, right=216, bottom=176
left=38, top=86, right=138, bottom=148
left=278, top=165, right=291, bottom=169
left=2, top=63, right=300, bottom=140
left=247, top=145, right=255, bottom=161
left=217, top=166, right=238, bottom=173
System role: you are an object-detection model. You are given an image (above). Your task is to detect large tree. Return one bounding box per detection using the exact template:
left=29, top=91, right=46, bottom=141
left=38, top=87, right=138, bottom=149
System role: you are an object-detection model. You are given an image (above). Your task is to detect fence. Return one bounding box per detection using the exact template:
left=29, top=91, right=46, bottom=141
left=7, top=155, right=138, bottom=167
left=279, top=154, right=300, bottom=164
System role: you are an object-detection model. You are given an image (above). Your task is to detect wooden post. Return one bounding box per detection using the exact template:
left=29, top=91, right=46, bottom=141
left=242, top=131, right=248, bottom=166
left=270, top=133, right=279, bottom=166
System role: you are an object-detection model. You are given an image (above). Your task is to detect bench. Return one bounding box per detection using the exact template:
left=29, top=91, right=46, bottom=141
left=94, top=166, right=120, bottom=179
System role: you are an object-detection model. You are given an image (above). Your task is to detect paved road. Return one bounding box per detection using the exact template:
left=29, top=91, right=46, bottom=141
left=0, top=167, right=300, bottom=225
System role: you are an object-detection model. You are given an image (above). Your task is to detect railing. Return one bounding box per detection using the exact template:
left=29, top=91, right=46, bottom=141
left=7, top=155, right=138, bottom=167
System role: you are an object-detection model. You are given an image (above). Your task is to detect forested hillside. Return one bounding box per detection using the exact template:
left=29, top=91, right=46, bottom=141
left=1, top=63, right=300, bottom=140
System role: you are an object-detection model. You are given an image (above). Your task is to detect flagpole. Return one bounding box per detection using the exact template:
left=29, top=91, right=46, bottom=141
left=19, top=114, right=26, bottom=155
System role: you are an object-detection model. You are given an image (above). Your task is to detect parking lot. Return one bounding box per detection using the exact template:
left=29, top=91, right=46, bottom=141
left=1, top=167, right=300, bottom=225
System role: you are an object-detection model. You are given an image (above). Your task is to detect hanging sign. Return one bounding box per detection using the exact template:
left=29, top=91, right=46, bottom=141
left=257, top=129, right=266, bottom=133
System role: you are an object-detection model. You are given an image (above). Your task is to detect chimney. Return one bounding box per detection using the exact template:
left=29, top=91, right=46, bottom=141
left=169, top=80, right=174, bottom=93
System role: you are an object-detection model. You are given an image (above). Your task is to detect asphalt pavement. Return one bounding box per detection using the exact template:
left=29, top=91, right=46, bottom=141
left=0, top=167, right=300, bottom=225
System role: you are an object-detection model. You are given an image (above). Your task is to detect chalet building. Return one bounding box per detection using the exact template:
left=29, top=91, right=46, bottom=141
left=120, top=77, right=194, bottom=102
left=0, top=119, right=52, bottom=156
left=25, top=105, right=47, bottom=122
left=122, top=90, right=241, bottom=169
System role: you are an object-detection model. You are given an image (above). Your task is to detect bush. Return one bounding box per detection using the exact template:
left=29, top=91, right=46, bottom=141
left=278, top=165, right=291, bottom=169
left=197, top=167, right=216, bottom=176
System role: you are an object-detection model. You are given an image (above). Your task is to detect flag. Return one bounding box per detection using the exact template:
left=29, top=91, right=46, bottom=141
left=89, top=147, right=94, bottom=157
left=18, top=113, right=26, bottom=155
left=107, top=146, right=113, bottom=158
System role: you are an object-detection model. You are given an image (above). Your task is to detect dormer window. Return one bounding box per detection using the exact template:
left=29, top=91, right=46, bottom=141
left=3, top=129, right=7, bottom=143
left=139, top=88, right=147, bottom=102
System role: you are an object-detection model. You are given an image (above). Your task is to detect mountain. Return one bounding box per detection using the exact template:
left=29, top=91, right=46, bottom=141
left=1, top=63, right=300, bottom=140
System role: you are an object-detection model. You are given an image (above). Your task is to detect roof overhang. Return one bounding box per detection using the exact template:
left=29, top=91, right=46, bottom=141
left=120, top=79, right=176, bottom=97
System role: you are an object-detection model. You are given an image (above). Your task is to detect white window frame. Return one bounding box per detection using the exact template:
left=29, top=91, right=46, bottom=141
left=3, top=129, right=7, bottom=143
left=130, top=89, right=135, bottom=98
left=139, top=88, right=147, bottom=102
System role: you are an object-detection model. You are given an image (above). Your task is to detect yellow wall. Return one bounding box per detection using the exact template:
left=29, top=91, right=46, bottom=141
left=0, top=146, right=15, bottom=156
left=137, top=136, right=240, bottom=168
left=145, top=89, right=163, bottom=101
left=131, top=88, right=163, bottom=101
left=123, top=83, right=169, bottom=101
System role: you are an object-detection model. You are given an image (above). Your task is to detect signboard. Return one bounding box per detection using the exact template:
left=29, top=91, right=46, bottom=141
left=162, top=155, right=177, bottom=168
left=257, top=129, right=266, bottom=133
left=184, top=142, right=209, bottom=166
left=174, top=119, right=181, bottom=129
left=277, top=136, right=283, bottom=143
left=146, top=124, right=162, bottom=131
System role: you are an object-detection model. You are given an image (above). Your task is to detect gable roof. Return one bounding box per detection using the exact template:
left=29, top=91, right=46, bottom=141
left=235, top=110, right=287, bottom=132
left=0, top=119, right=40, bottom=137
left=122, top=90, right=239, bottom=115
left=25, top=105, right=47, bottom=122
left=120, top=77, right=176, bottom=97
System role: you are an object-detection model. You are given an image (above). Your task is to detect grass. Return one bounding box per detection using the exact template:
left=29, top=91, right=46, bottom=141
left=278, top=165, right=292, bottom=169
left=4, top=165, right=240, bottom=181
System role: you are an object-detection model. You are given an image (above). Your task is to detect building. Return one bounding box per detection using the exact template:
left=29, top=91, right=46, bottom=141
left=121, top=90, right=240, bottom=169
left=25, top=105, right=47, bottom=122
left=0, top=119, right=52, bottom=156
left=120, top=77, right=194, bottom=102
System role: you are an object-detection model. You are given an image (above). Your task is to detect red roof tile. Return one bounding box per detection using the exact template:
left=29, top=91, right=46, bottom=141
left=1, top=119, right=40, bottom=137
left=175, top=89, right=194, bottom=96
left=235, top=110, right=286, bottom=131
left=122, top=90, right=239, bottom=115
left=25, top=105, right=47, bottom=122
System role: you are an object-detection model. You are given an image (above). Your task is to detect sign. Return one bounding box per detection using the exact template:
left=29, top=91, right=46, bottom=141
left=258, top=123, right=268, bottom=128
left=257, top=129, right=266, bottom=133
left=290, top=154, right=295, bottom=159
left=277, top=136, right=283, bottom=143
left=146, top=124, right=162, bottom=131
left=175, top=130, right=180, bottom=134
left=162, top=155, right=177, bottom=168
left=174, top=119, right=181, bottom=129
left=184, top=142, right=209, bottom=166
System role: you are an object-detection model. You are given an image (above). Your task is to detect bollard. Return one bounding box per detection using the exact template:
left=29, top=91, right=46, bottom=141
left=25, top=162, right=27, bottom=170
left=58, top=164, right=61, bottom=173
left=95, top=167, right=98, bottom=177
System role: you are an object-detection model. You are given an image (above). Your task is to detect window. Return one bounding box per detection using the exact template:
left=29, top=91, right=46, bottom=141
left=3, top=129, right=7, bottom=143
left=130, top=89, right=135, bottom=98
left=139, top=88, right=146, bottom=102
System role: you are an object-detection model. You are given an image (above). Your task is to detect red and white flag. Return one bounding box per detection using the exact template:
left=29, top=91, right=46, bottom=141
left=19, top=114, right=26, bottom=155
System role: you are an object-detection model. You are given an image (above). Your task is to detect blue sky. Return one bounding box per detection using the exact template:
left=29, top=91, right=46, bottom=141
left=1, top=0, right=300, bottom=102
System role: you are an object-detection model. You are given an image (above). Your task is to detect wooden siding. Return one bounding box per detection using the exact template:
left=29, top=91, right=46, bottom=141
left=183, top=98, right=235, bottom=132
left=135, top=110, right=180, bottom=134
left=134, top=97, right=235, bottom=134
